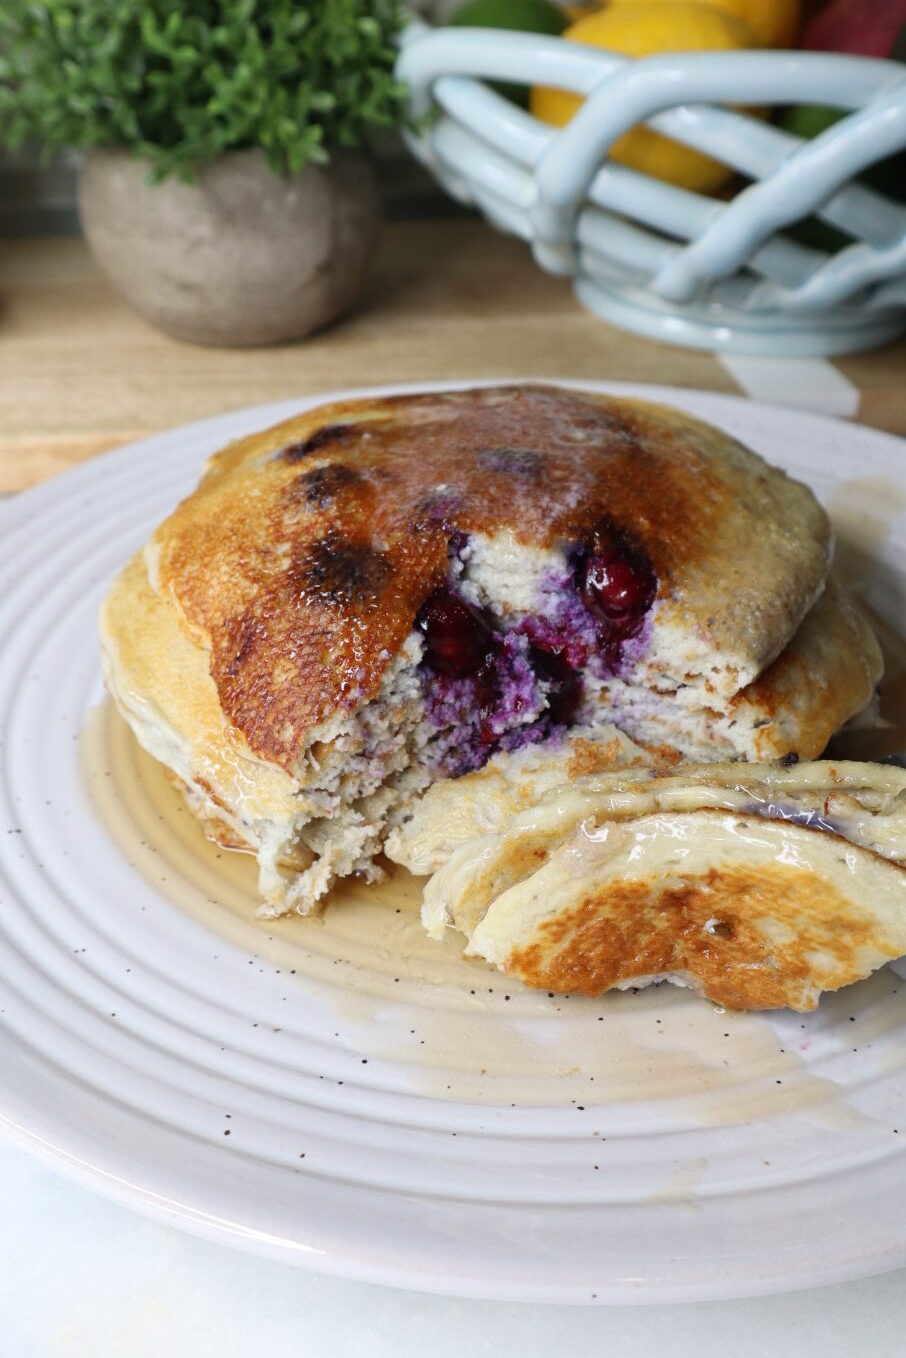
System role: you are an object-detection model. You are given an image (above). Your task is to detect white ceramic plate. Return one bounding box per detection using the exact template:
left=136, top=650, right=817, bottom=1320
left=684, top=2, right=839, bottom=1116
left=2, top=380, right=906, bottom=1306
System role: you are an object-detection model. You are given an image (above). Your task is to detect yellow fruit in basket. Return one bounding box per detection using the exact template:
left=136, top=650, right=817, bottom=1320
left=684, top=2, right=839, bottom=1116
left=625, top=0, right=801, bottom=47
left=530, top=2, right=752, bottom=193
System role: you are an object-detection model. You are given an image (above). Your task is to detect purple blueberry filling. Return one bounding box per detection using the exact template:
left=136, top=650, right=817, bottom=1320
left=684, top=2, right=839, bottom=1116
left=480, top=633, right=543, bottom=741
left=528, top=645, right=581, bottom=726
left=745, top=802, right=844, bottom=836
left=520, top=579, right=600, bottom=673
left=414, top=525, right=658, bottom=777
left=416, top=594, right=559, bottom=776
left=523, top=526, right=656, bottom=681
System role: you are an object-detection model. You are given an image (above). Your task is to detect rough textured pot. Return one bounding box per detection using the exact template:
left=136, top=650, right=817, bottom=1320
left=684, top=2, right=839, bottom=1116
left=78, top=147, right=381, bottom=346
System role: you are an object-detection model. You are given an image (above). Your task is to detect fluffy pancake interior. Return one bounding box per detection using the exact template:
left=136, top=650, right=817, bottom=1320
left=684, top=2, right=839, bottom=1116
left=384, top=724, right=660, bottom=877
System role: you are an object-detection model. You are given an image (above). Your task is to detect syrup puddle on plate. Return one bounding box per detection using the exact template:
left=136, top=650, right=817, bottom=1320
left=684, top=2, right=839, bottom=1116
left=78, top=614, right=906, bottom=1119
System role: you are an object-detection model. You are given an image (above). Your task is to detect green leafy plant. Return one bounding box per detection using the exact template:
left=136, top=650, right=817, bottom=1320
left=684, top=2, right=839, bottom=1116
left=0, top=0, right=408, bottom=179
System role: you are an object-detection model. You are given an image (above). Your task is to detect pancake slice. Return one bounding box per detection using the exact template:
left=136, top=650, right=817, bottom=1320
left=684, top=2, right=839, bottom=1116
left=420, top=761, right=906, bottom=1010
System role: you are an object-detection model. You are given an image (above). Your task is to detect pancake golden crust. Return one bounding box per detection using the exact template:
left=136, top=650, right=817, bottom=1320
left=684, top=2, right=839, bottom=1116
left=152, top=385, right=831, bottom=773
left=504, top=860, right=898, bottom=1012
left=721, top=577, right=883, bottom=761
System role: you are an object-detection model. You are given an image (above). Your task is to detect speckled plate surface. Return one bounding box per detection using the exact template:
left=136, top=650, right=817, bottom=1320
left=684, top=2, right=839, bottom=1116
left=2, top=381, right=906, bottom=1305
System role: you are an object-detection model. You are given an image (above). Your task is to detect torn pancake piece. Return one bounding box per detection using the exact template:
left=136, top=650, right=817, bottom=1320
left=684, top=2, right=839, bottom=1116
left=421, top=761, right=906, bottom=1010
left=384, top=723, right=662, bottom=876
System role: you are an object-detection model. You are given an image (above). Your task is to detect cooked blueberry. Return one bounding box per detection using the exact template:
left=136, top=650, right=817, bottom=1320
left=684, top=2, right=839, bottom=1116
left=577, top=533, right=656, bottom=638
left=296, top=532, right=390, bottom=605
left=410, top=489, right=463, bottom=534
left=282, top=423, right=357, bottom=463
left=476, top=447, right=545, bottom=477
left=447, top=529, right=469, bottom=559
left=416, top=589, right=494, bottom=678
left=290, top=463, right=362, bottom=508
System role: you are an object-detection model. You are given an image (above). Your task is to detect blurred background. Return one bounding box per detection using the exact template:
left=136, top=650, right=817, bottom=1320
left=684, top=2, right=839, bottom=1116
left=2, top=0, right=899, bottom=233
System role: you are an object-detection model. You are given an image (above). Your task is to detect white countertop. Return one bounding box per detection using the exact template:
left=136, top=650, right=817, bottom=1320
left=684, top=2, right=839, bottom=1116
left=5, top=1138, right=906, bottom=1358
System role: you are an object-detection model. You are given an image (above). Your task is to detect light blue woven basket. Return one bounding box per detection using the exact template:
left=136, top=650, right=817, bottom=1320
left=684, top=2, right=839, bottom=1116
left=397, top=21, right=906, bottom=355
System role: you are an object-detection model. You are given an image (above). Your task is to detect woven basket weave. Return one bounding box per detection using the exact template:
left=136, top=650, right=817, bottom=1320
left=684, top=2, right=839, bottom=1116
left=398, top=21, right=906, bottom=355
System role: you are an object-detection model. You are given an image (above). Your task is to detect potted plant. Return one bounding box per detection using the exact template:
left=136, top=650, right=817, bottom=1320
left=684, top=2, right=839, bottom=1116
left=0, top=1, right=407, bottom=346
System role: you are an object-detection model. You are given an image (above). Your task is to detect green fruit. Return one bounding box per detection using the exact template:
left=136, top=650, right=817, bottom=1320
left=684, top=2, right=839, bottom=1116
left=447, top=0, right=566, bottom=35
left=781, top=103, right=844, bottom=141
left=447, top=0, right=567, bottom=106
left=779, top=102, right=906, bottom=252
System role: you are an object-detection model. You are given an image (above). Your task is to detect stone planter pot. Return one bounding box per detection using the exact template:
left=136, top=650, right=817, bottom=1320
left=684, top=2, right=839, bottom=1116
left=78, top=147, right=381, bottom=347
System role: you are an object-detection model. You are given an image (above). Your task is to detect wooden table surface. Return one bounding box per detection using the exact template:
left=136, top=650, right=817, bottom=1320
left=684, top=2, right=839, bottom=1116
left=2, top=217, right=905, bottom=494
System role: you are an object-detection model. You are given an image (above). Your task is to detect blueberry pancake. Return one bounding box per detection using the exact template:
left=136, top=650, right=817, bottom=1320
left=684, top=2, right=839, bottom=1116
left=100, top=384, right=881, bottom=915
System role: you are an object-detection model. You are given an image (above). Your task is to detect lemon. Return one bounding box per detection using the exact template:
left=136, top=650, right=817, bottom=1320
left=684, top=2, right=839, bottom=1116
left=626, top=0, right=801, bottom=47
left=530, top=3, right=751, bottom=193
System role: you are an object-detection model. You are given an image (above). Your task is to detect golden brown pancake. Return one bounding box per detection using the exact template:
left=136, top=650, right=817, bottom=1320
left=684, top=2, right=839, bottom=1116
left=149, top=385, right=834, bottom=768
left=419, top=761, right=906, bottom=1011
left=101, top=384, right=880, bottom=914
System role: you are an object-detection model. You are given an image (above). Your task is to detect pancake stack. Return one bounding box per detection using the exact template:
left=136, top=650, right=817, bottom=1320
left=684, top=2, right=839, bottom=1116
left=101, top=384, right=881, bottom=920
